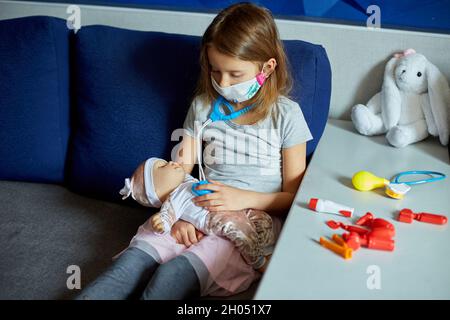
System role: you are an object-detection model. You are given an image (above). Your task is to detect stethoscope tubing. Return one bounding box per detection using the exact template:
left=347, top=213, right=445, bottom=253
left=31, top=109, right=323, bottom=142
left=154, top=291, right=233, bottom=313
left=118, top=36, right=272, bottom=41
left=391, top=170, right=446, bottom=186
left=195, top=96, right=256, bottom=182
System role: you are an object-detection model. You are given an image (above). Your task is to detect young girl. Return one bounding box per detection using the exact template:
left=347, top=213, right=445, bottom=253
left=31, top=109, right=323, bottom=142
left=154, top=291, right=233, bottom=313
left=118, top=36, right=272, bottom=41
left=76, top=2, right=312, bottom=300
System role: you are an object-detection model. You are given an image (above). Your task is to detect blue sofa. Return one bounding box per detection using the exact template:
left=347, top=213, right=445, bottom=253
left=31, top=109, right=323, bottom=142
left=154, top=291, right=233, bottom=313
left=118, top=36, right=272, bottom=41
left=0, top=16, right=331, bottom=299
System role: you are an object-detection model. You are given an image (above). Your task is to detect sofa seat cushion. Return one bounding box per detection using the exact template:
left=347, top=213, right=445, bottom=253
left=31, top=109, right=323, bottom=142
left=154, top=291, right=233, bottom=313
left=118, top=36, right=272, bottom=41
left=0, top=180, right=149, bottom=299
left=0, top=180, right=259, bottom=299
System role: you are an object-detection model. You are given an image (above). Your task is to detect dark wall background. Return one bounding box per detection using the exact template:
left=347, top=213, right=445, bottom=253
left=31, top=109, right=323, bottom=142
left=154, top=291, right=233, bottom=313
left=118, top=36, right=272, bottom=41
left=32, top=0, right=450, bottom=34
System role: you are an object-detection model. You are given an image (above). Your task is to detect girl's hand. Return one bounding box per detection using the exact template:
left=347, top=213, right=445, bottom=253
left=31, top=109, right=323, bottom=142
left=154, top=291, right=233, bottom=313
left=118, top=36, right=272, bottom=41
left=193, top=179, right=251, bottom=211
left=171, top=220, right=204, bottom=247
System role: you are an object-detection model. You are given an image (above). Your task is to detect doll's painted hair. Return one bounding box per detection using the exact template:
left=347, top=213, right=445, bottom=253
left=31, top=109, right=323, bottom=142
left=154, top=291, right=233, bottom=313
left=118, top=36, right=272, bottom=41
left=194, top=2, right=292, bottom=120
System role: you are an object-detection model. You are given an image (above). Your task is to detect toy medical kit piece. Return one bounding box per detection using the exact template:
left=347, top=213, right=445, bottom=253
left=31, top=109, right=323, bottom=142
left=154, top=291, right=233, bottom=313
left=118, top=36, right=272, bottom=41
left=325, top=212, right=396, bottom=255
left=391, top=171, right=446, bottom=186
left=343, top=232, right=395, bottom=251
left=352, top=171, right=411, bottom=199
left=385, top=183, right=411, bottom=199
left=356, top=212, right=393, bottom=229
left=352, top=171, right=389, bottom=191
left=352, top=170, right=446, bottom=200
left=319, top=235, right=352, bottom=259
left=191, top=180, right=213, bottom=196
left=308, top=198, right=354, bottom=217
left=326, top=220, right=369, bottom=235
left=193, top=96, right=257, bottom=197
left=356, top=212, right=396, bottom=238
left=387, top=171, right=446, bottom=199
left=398, top=208, right=448, bottom=225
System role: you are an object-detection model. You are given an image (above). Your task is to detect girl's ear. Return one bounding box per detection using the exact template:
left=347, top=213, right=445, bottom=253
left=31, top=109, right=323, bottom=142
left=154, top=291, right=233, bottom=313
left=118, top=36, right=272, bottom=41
left=263, top=58, right=277, bottom=77
left=427, top=60, right=450, bottom=145
left=381, top=56, right=402, bottom=130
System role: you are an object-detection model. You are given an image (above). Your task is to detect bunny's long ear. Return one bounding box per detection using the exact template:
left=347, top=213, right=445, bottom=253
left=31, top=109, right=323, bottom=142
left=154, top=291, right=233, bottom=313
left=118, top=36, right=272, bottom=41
left=427, top=60, right=450, bottom=146
left=381, top=56, right=402, bottom=130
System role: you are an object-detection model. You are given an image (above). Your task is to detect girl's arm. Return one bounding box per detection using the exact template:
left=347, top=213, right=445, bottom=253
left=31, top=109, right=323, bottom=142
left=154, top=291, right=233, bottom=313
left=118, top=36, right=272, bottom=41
left=194, top=143, right=307, bottom=216
left=172, top=133, right=204, bottom=247
left=175, top=133, right=197, bottom=174
left=247, top=142, right=307, bottom=215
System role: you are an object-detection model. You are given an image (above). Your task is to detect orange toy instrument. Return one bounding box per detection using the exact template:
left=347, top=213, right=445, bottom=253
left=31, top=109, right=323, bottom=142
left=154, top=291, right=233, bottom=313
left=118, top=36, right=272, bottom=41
left=319, top=234, right=353, bottom=260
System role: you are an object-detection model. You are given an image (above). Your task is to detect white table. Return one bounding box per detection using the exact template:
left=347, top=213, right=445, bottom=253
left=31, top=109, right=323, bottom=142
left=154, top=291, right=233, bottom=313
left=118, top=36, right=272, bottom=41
left=255, top=119, right=450, bottom=299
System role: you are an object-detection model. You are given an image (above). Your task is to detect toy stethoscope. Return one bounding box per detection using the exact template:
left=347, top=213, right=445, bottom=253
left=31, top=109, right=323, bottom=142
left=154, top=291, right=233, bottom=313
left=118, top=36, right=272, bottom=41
left=386, top=170, right=446, bottom=199
left=191, top=95, right=256, bottom=196
left=391, top=170, right=446, bottom=185
left=352, top=170, right=446, bottom=199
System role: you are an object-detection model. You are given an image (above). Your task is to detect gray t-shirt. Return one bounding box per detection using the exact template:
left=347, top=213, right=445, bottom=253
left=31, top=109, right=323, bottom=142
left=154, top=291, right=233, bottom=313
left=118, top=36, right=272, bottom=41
left=183, top=95, right=313, bottom=193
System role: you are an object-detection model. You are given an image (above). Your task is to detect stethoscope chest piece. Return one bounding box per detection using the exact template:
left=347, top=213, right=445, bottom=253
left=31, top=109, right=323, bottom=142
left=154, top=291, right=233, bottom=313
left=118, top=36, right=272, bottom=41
left=192, top=180, right=213, bottom=197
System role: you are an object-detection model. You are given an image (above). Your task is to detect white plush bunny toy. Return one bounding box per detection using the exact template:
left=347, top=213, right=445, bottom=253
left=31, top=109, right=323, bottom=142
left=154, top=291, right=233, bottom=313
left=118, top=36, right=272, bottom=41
left=351, top=49, right=450, bottom=148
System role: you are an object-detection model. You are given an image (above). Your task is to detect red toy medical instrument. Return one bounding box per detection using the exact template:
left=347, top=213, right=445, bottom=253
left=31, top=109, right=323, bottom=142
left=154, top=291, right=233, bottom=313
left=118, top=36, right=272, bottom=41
left=398, top=208, right=447, bottom=225
left=342, top=232, right=395, bottom=251
left=326, top=220, right=369, bottom=235
left=326, top=212, right=396, bottom=252
left=355, top=212, right=396, bottom=238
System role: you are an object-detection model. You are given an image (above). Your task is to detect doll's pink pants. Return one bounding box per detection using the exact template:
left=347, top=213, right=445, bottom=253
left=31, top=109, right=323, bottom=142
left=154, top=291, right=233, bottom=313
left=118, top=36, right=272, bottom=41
left=124, top=211, right=283, bottom=297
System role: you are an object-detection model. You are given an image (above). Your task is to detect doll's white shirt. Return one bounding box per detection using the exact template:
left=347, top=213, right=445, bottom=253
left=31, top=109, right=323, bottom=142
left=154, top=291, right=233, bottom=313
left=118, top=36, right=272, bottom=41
left=161, top=173, right=209, bottom=232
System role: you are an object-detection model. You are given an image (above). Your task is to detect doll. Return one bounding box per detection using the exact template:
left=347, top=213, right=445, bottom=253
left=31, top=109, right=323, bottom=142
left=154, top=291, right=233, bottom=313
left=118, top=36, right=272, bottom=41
left=119, top=157, right=276, bottom=271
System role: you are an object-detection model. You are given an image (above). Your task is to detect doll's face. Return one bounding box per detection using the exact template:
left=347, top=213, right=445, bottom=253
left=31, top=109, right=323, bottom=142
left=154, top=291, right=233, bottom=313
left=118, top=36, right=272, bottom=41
left=130, top=160, right=185, bottom=206
left=152, top=159, right=186, bottom=202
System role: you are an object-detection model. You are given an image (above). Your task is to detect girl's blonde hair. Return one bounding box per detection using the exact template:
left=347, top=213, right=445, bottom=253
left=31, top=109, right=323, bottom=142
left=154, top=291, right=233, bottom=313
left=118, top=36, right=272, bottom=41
left=194, top=2, right=292, bottom=121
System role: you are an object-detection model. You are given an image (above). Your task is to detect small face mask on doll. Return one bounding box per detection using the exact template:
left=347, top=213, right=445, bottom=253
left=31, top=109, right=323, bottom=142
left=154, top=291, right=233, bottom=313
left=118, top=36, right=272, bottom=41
left=211, top=66, right=267, bottom=103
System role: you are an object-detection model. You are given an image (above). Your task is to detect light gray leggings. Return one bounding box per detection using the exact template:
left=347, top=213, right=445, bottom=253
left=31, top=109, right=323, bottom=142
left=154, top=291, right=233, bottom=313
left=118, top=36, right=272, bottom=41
left=75, top=247, right=200, bottom=300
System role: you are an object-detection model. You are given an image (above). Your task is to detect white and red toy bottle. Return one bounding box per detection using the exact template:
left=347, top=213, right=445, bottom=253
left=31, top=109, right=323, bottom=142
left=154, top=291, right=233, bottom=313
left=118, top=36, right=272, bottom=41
left=309, top=198, right=354, bottom=218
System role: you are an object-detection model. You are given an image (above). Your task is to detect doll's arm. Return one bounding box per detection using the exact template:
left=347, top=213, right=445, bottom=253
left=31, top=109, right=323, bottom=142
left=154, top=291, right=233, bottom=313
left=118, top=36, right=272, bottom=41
left=150, top=199, right=178, bottom=234
left=150, top=210, right=165, bottom=234
left=172, top=184, right=211, bottom=233
left=177, top=208, right=209, bottom=234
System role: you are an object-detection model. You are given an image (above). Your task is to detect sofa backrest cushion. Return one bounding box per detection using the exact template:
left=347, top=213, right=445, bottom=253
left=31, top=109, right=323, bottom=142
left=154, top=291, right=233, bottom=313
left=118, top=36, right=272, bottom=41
left=66, top=25, right=331, bottom=202
left=0, top=16, right=70, bottom=183
left=66, top=27, right=200, bottom=201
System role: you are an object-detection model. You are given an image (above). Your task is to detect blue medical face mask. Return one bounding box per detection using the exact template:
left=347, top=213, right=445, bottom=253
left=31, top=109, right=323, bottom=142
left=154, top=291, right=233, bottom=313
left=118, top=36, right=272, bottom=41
left=211, top=68, right=266, bottom=103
